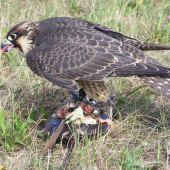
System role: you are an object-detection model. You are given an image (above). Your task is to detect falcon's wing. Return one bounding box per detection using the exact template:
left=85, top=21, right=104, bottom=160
left=26, top=19, right=170, bottom=93
left=87, top=21, right=170, bottom=51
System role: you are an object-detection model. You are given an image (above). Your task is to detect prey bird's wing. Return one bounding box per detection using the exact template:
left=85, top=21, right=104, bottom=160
left=26, top=18, right=170, bottom=98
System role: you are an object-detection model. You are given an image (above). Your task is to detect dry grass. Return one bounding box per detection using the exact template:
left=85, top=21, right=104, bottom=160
left=1, top=0, right=170, bottom=169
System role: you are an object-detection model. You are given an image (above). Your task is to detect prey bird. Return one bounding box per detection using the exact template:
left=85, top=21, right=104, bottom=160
left=1, top=17, right=170, bottom=102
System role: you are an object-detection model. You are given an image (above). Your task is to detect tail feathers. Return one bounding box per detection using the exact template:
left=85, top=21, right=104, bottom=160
left=123, top=37, right=170, bottom=51
left=140, top=76, right=170, bottom=99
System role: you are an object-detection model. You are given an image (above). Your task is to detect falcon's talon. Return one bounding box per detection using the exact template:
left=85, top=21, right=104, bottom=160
left=98, top=117, right=116, bottom=126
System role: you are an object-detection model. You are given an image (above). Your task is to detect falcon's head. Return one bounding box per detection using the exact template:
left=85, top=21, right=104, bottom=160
left=1, top=21, right=38, bottom=56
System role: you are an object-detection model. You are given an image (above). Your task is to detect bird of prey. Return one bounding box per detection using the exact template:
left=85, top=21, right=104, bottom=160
left=1, top=17, right=170, bottom=102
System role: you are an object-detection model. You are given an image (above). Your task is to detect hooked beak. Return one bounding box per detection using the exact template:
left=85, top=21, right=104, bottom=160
left=1, top=39, right=13, bottom=53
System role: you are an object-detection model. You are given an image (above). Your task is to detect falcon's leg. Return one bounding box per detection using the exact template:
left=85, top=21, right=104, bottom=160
left=90, top=93, right=116, bottom=104
left=101, top=94, right=116, bottom=103
left=69, top=88, right=86, bottom=101
left=69, top=91, right=80, bottom=99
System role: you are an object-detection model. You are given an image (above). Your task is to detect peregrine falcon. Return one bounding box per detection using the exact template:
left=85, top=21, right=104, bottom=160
left=1, top=17, right=170, bottom=101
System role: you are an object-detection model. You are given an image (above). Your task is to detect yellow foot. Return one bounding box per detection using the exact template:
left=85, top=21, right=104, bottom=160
left=98, top=117, right=116, bottom=126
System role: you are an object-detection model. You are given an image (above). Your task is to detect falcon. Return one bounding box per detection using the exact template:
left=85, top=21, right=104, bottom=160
left=1, top=17, right=170, bottom=102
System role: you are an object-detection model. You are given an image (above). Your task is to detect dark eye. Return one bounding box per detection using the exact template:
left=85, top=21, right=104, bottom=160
left=8, top=34, right=17, bottom=41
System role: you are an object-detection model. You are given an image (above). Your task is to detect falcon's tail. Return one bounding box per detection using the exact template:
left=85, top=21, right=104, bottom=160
left=140, top=75, right=170, bottom=100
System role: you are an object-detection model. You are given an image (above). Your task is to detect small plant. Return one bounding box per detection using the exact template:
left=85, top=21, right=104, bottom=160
left=106, top=126, right=162, bottom=170
left=0, top=108, right=36, bottom=151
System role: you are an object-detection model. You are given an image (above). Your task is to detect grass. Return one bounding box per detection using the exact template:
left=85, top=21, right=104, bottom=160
left=1, top=0, right=170, bottom=169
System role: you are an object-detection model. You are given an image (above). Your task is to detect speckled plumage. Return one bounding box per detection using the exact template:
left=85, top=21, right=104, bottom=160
left=2, top=17, right=170, bottom=101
